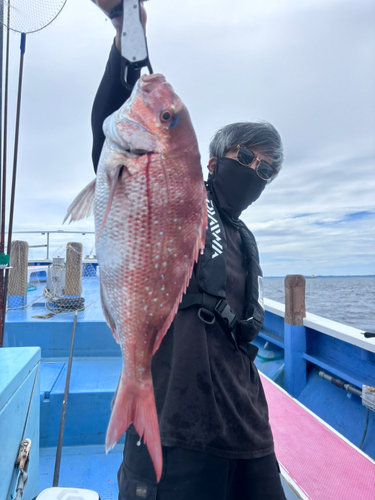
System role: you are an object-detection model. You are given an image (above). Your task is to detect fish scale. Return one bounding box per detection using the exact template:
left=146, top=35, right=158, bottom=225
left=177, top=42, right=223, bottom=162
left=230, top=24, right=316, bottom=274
left=65, top=73, right=207, bottom=482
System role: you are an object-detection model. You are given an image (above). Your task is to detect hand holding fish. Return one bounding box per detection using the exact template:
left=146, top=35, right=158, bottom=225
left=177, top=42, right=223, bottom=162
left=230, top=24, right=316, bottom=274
left=91, top=0, right=121, bottom=16
left=91, top=0, right=148, bottom=51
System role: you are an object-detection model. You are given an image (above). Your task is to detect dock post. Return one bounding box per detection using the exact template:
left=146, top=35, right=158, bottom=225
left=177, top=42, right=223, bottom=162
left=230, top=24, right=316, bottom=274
left=8, top=240, right=28, bottom=308
left=65, top=242, right=83, bottom=297
left=284, top=275, right=307, bottom=397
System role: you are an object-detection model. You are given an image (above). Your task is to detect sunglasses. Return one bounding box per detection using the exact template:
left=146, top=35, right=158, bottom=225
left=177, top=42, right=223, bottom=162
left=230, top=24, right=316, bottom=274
left=235, top=145, right=277, bottom=182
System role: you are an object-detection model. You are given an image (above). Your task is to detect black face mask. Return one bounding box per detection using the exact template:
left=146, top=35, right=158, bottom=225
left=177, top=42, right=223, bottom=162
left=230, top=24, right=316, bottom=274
left=208, top=157, right=266, bottom=219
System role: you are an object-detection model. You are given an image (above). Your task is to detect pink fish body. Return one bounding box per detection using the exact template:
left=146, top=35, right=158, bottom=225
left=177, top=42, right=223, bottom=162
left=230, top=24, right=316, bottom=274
left=65, top=74, right=207, bottom=481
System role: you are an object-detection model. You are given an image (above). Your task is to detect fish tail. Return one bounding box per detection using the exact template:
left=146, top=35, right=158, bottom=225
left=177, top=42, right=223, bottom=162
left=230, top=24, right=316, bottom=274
left=105, top=375, right=162, bottom=482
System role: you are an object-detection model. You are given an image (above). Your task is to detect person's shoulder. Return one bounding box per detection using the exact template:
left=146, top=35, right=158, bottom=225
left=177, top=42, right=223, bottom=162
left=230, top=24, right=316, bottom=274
left=238, top=220, right=258, bottom=246
left=238, top=218, right=252, bottom=233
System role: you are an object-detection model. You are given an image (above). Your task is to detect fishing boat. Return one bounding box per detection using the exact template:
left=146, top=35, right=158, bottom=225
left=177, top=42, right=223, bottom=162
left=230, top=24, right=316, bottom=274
left=0, top=235, right=374, bottom=500
left=0, top=0, right=373, bottom=496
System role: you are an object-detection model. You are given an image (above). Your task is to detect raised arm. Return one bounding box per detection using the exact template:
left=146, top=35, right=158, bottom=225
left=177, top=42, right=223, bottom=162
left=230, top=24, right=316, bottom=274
left=91, top=1, right=148, bottom=172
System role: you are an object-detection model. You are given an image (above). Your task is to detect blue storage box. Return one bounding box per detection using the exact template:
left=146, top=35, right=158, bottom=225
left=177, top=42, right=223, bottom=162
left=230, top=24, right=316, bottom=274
left=0, top=347, right=41, bottom=500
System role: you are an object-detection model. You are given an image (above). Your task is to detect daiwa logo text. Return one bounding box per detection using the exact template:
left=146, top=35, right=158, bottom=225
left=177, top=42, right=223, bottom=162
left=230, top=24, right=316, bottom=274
left=207, top=199, right=223, bottom=258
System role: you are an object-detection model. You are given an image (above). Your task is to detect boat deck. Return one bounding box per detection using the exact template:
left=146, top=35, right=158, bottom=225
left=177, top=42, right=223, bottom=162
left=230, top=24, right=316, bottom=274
left=3, top=275, right=375, bottom=498
left=262, top=374, right=375, bottom=500
left=37, top=374, right=375, bottom=499
left=39, top=445, right=122, bottom=500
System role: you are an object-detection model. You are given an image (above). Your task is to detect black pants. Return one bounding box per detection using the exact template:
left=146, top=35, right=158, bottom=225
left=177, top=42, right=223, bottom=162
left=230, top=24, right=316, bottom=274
left=118, top=432, right=286, bottom=500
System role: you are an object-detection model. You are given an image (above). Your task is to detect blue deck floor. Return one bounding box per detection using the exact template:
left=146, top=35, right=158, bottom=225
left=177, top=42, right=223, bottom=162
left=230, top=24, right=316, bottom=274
left=6, top=277, right=104, bottom=323
left=4, top=278, right=121, bottom=358
left=40, top=445, right=123, bottom=500
left=39, top=357, right=123, bottom=447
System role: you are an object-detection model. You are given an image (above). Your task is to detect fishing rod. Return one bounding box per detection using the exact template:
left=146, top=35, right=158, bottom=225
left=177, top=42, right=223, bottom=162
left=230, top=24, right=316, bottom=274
left=109, top=0, right=153, bottom=89
left=53, top=310, right=78, bottom=487
left=1, top=33, right=27, bottom=331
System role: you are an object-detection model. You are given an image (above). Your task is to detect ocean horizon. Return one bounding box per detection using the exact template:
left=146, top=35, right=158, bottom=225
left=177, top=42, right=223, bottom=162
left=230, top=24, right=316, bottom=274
left=263, top=275, right=375, bottom=333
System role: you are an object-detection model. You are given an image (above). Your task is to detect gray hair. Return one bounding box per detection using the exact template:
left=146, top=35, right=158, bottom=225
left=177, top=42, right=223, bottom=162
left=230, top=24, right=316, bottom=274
left=209, top=121, right=284, bottom=172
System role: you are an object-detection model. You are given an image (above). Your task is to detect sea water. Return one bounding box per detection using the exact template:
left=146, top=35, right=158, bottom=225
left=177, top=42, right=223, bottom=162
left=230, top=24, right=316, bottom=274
left=263, top=276, right=375, bottom=333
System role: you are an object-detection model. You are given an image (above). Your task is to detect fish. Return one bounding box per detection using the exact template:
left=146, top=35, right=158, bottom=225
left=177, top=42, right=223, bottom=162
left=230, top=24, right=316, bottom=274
left=64, top=73, right=207, bottom=481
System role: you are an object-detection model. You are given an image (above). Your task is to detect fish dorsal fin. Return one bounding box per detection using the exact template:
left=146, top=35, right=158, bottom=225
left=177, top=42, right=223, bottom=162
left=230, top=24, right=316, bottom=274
left=94, top=165, right=123, bottom=247
left=63, top=178, right=96, bottom=224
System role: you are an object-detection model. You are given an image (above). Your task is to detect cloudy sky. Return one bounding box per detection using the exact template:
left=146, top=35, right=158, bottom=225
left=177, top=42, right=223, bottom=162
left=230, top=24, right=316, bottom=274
left=2, top=0, right=375, bottom=276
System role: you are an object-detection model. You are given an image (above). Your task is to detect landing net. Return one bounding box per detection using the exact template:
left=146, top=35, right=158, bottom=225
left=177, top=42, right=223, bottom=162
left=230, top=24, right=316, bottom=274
left=0, top=0, right=67, bottom=33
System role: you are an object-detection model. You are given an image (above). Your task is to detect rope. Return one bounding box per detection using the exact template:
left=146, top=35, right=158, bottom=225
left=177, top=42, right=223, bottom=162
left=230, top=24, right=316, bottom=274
left=15, top=470, right=28, bottom=500
left=43, top=287, right=85, bottom=312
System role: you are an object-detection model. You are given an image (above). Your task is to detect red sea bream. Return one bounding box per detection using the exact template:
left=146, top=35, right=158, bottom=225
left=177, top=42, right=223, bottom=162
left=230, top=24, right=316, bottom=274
left=65, top=73, right=207, bottom=481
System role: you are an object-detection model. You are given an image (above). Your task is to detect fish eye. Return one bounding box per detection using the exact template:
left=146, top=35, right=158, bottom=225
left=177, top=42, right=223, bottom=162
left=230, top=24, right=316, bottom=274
left=160, top=109, right=174, bottom=123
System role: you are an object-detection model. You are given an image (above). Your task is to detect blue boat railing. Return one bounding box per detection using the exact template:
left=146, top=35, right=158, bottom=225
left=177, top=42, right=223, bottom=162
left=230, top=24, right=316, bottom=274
left=256, top=278, right=375, bottom=459
left=261, top=296, right=375, bottom=395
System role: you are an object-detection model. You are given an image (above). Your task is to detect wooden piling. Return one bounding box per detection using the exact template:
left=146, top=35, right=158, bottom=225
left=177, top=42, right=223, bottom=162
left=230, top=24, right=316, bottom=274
left=65, top=242, right=83, bottom=296
left=284, top=274, right=307, bottom=397
left=8, top=240, right=28, bottom=297
left=284, top=274, right=306, bottom=326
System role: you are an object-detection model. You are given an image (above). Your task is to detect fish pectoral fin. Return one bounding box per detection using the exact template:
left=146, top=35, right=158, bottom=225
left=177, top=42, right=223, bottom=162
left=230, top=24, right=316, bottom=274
left=100, top=283, right=119, bottom=343
left=63, top=178, right=96, bottom=224
left=94, top=165, right=123, bottom=246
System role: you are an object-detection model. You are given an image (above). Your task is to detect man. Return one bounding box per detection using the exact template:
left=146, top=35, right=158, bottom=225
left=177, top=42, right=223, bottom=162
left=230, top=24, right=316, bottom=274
left=91, top=2, right=286, bottom=499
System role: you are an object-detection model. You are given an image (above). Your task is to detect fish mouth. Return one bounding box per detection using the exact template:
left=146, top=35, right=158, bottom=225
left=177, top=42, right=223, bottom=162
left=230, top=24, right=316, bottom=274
left=114, top=115, right=157, bottom=154
left=140, top=73, right=168, bottom=93
left=123, top=148, right=153, bottom=157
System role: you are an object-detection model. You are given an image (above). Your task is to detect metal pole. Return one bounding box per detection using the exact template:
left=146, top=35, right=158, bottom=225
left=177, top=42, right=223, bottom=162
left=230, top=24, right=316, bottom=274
left=0, top=6, right=11, bottom=348
left=2, top=33, right=26, bottom=325
left=53, top=310, right=78, bottom=487
left=0, top=1, right=4, bottom=229
left=47, top=232, right=50, bottom=259
left=0, top=11, right=3, bottom=349
left=1, top=4, right=10, bottom=256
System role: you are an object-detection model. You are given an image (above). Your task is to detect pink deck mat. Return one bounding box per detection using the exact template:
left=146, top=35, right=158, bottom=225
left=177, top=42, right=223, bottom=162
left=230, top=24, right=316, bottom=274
left=261, top=374, right=375, bottom=500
